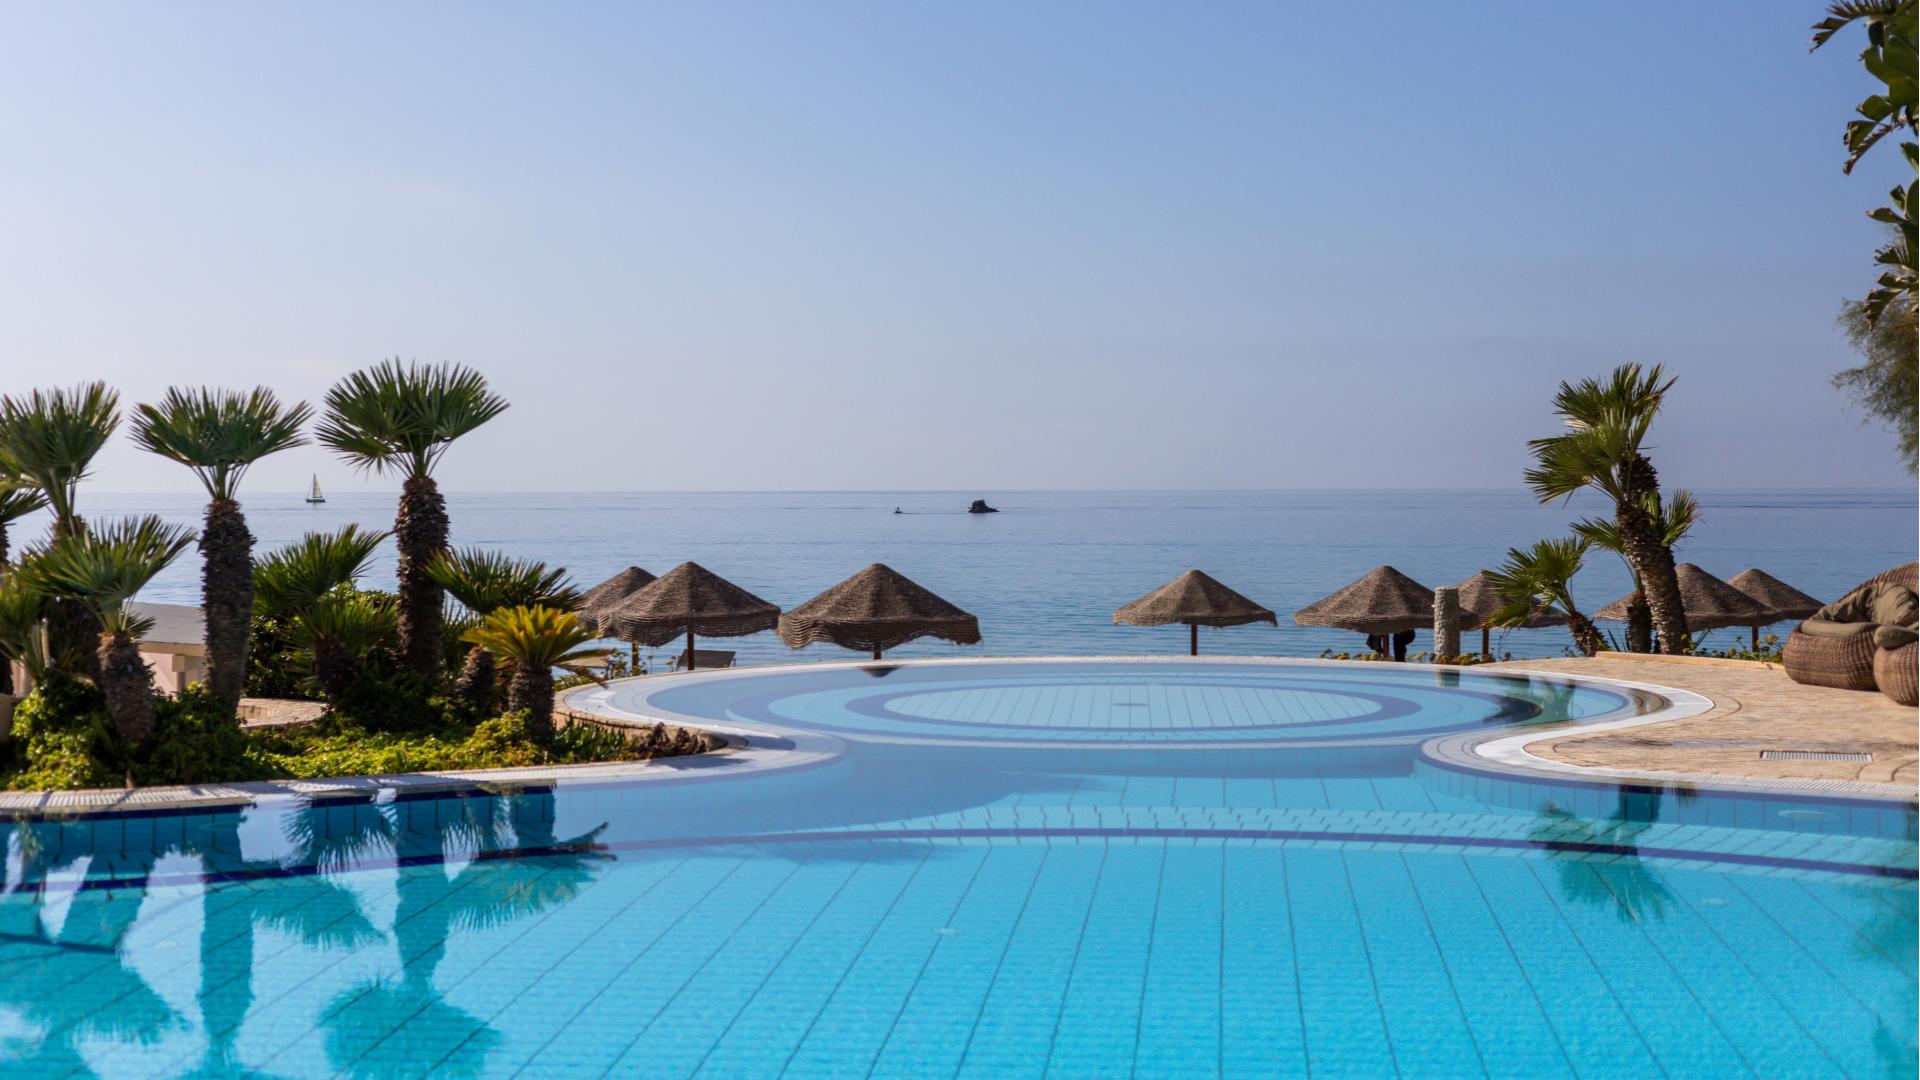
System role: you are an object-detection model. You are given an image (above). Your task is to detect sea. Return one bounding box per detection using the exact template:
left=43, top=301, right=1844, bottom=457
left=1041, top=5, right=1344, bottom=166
left=24, top=488, right=1918, bottom=665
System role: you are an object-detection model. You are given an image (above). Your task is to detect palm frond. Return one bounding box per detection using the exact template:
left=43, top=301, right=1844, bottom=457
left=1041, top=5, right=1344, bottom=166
left=463, top=605, right=607, bottom=670
left=253, top=525, right=390, bottom=617
left=292, top=591, right=397, bottom=655
left=19, top=515, right=195, bottom=633
left=425, top=548, right=579, bottom=615
left=317, top=360, right=508, bottom=478
left=130, top=387, right=312, bottom=501
left=0, top=382, right=120, bottom=527
left=1483, top=537, right=1590, bottom=627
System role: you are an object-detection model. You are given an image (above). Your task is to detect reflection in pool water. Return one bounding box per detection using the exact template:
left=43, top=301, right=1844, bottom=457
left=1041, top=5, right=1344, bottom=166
left=1, top=660, right=1913, bottom=1077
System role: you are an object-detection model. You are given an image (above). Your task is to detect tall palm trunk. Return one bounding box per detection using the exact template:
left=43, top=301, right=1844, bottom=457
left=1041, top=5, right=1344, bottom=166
left=1565, top=611, right=1604, bottom=658
left=0, top=519, right=11, bottom=696
left=454, top=646, right=494, bottom=710
left=201, top=497, right=254, bottom=705
left=311, top=636, right=359, bottom=700
left=395, top=475, right=449, bottom=677
left=1624, top=594, right=1653, bottom=654
left=99, top=629, right=157, bottom=744
left=506, top=663, right=554, bottom=745
left=1615, top=454, right=1689, bottom=653
left=50, top=515, right=104, bottom=680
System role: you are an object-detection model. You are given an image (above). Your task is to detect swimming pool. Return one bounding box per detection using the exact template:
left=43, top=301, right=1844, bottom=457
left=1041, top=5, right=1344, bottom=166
left=2, top=659, right=1913, bottom=1078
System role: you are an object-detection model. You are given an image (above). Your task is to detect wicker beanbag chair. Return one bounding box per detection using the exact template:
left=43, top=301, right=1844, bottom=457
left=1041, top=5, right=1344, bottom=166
left=1782, top=562, right=1918, bottom=692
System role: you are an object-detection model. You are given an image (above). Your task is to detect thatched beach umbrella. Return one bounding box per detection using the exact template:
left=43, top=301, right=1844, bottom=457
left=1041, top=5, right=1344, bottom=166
left=1114, top=570, right=1276, bottom=655
left=1293, top=566, right=1434, bottom=659
left=1450, top=570, right=1568, bottom=660
left=606, top=562, right=779, bottom=670
left=575, top=567, right=656, bottom=636
left=1727, top=568, right=1823, bottom=649
left=1594, top=563, right=1770, bottom=640
left=779, top=564, right=981, bottom=660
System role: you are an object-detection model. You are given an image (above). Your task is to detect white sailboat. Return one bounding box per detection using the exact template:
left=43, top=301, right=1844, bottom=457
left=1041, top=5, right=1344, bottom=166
left=305, top=474, right=325, bottom=504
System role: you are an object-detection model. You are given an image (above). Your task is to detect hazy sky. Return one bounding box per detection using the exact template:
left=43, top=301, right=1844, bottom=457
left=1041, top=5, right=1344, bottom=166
left=0, top=2, right=1910, bottom=494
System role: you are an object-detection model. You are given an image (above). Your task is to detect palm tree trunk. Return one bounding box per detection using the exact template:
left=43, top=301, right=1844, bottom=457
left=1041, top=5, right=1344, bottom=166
left=99, top=630, right=157, bottom=744
left=1616, top=454, right=1689, bottom=653
left=201, top=497, right=254, bottom=706
left=0, top=519, right=10, bottom=696
left=507, top=664, right=555, bottom=745
left=311, top=636, right=358, bottom=700
left=1624, top=594, right=1653, bottom=654
left=395, top=475, right=449, bottom=678
left=455, top=645, right=494, bottom=711
left=1565, top=611, right=1604, bottom=658
left=47, top=514, right=104, bottom=681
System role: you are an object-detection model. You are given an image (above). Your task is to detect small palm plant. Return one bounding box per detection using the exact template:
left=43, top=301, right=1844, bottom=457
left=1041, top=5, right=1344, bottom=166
left=427, top=549, right=579, bottom=708
left=1484, top=538, right=1605, bottom=658
left=1572, top=489, right=1698, bottom=654
left=1525, top=364, right=1691, bottom=653
left=0, top=570, right=57, bottom=686
left=292, top=591, right=399, bottom=700
left=462, top=606, right=608, bottom=744
left=21, top=515, right=196, bottom=742
left=0, top=482, right=48, bottom=694
left=132, top=388, right=312, bottom=705
left=0, top=383, right=122, bottom=675
left=253, top=525, right=390, bottom=619
left=317, top=360, right=508, bottom=678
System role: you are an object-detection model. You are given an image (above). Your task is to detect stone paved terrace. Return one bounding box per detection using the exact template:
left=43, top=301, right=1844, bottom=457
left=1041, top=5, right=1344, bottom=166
left=1493, top=654, right=1917, bottom=789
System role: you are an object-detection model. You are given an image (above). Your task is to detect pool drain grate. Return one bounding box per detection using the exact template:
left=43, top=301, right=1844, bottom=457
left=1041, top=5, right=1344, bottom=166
left=1759, top=750, right=1871, bottom=762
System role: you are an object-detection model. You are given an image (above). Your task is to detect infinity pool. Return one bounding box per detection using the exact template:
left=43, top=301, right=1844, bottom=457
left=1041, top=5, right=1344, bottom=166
left=2, top=660, right=1913, bottom=1078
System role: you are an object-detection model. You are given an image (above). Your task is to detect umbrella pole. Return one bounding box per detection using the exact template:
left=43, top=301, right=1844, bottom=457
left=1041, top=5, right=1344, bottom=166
left=1482, top=627, right=1491, bottom=662
left=1751, top=625, right=1759, bottom=651
left=1189, top=622, right=1198, bottom=657
left=687, top=626, right=696, bottom=671
left=873, top=646, right=883, bottom=661
left=630, top=643, right=638, bottom=673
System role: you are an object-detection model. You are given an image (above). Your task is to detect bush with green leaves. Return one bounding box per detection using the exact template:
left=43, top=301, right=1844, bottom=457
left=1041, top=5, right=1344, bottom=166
left=4, top=672, right=121, bottom=790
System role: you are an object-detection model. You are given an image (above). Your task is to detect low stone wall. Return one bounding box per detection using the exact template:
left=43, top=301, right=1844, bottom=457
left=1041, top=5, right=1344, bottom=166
left=555, top=704, right=730, bottom=757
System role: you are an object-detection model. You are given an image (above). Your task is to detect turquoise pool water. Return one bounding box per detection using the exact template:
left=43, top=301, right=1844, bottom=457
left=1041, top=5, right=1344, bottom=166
left=2, top=661, right=1914, bottom=1078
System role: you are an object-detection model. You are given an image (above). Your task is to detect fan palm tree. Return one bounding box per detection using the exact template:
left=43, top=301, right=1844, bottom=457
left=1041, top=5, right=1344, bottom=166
left=1485, top=537, right=1605, bottom=657
left=0, top=569, right=57, bottom=686
left=21, top=515, right=196, bottom=742
left=0, top=481, right=48, bottom=694
left=426, top=548, right=579, bottom=708
left=292, top=591, right=398, bottom=700
left=0, top=383, right=121, bottom=676
left=462, top=606, right=607, bottom=744
left=1572, top=489, right=1699, bottom=653
left=131, top=388, right=312, bottom=705
left=1524, top=364, right=1690, bottom=653
left=317, top=360, right=508, bottom=678
left=252, top=524, right=390, bottom=619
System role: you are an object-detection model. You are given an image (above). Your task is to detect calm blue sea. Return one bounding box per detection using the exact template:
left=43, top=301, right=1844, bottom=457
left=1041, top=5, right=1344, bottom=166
left=36, top=488, right=1918, bottom=663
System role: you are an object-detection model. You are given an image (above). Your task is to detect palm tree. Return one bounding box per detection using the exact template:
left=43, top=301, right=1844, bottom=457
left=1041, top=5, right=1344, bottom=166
left=0, top=383, right=121, bottom=675
left=292, top=591, right=398, bottom=700
left=462, top=606, right=607, bottom=744
left=252, top=524, right=390, bottom=618
left=131, top=388, right=312, bottom=705
left=0, top=481, right=47, bottom=694
left=1484, top=537, right=1605, bottom=657
left=1524, top=364, right=1691, bottom=653
left=426, top=548, right=579, bottom=709
left=0, top=569, right=57, bottom=686
left=317, top=361, right=508, bottom=678
left=21, top=515, right=196, bottom=743
left=1572, top=489, right=1699, bottom=653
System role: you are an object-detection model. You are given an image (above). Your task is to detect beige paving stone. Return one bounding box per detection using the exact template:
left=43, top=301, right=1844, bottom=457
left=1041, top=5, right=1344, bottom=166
left=1492, top=655, right=1918, bottom=787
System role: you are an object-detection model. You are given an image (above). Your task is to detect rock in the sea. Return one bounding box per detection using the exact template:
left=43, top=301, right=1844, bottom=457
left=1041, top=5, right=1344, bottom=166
left=967, top=499, right=999, bottom=514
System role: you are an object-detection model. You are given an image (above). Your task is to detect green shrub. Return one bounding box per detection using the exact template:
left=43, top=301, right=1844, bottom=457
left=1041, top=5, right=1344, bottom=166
left=6, top=673, right=121, bottom=790
left=137, top=684, right=278, bottom=786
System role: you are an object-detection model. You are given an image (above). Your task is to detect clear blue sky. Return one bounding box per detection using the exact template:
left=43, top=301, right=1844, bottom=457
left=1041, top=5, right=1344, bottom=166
left=0, top=1, right=1908, bottom=493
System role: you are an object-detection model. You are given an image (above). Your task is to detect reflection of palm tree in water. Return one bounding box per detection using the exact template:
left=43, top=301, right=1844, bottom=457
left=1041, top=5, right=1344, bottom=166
left=0, top=828, right=181, bottom=1077
left=1530, top=786, right=1695, bottom=924
left=306, top=792, right=609, bottom=1079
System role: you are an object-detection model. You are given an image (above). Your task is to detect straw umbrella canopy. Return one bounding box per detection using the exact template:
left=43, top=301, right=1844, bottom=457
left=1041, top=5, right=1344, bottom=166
left=1293, top=566, right=1434, bottom=658
left=1114, top=570, right=1276, bottom=656
left=605, top=562, right=779, bottom=670
left=1727, top=568, right=1823, bottom=648
left=1594, top=563, right=1771, bottom=640
left=574, top=567, right=656, bottom=636
left=778, top=564, right=981, bottom=660
left=1450, top=570, right=1568, bottom=660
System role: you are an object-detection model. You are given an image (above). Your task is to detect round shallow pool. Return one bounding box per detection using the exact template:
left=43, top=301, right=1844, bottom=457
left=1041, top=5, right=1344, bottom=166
left=615, top=658, right=1649, bottom=747
left=1, top=659, right=1912, bottom=1078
